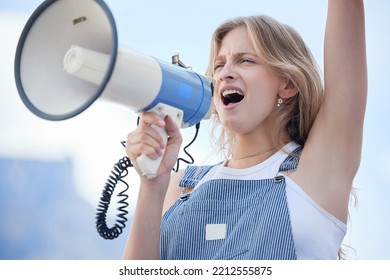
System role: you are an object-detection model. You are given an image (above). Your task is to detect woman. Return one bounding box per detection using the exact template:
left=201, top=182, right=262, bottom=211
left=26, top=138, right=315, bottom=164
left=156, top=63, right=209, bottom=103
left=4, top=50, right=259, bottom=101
left=123, top=0, right=367, bottom=260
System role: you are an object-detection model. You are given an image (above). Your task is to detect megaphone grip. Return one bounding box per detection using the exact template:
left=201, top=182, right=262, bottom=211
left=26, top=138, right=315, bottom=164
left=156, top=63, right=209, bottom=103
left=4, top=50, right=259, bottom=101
left=136, top=125, right=168, bottom=178
left=135, top=103, right=183, bottom=179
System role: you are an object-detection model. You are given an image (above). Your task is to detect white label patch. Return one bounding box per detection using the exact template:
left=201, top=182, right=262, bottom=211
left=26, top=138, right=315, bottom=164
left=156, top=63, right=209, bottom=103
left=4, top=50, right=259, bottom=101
left=205, top=224, right=226, bottom=240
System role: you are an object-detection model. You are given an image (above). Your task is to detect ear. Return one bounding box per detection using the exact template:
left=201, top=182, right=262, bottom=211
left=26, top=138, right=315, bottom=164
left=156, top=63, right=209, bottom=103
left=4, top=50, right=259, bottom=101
left=278, top=79, right=298, bottom=99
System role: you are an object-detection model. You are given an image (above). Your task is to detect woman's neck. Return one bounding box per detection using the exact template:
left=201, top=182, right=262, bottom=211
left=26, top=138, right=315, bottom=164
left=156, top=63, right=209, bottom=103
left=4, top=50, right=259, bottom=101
left=227, top=135, right=277, bottom=169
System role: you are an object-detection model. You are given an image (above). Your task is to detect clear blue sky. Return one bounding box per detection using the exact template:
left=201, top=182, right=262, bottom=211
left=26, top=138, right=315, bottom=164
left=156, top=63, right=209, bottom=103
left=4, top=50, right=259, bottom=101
left=0, top=0, right=389, bottom=259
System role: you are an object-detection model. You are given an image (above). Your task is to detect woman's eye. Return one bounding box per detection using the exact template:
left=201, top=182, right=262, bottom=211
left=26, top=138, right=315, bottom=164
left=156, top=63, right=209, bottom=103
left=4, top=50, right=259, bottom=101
left=241, top=58, right=254, bottom=64
left=214, top=63, right=224, bottom=71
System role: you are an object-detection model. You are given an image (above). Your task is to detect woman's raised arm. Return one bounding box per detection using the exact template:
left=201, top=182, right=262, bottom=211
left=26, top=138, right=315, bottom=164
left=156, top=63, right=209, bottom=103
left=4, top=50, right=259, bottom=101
left=291, top=0, right=367, bottom=223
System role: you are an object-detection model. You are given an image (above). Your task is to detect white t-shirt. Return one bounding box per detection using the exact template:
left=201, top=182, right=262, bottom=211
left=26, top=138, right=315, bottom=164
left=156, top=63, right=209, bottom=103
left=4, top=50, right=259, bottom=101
left=192, top=142, right=347, bottom=259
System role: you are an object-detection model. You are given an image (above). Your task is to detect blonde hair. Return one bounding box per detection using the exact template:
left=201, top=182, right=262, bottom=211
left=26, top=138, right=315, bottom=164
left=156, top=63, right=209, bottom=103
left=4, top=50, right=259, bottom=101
left=206, top=15, right=324, bottom=158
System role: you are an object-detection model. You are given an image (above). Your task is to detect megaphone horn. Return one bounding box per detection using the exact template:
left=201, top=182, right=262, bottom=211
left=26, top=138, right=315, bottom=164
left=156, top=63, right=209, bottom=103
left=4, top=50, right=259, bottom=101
left=14, top=0, right=214, bottom=178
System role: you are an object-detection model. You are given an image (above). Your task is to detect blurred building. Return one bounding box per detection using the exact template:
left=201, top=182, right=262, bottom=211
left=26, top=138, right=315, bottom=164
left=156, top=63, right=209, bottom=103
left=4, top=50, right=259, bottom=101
left=0, top=157, right=129, bottom=259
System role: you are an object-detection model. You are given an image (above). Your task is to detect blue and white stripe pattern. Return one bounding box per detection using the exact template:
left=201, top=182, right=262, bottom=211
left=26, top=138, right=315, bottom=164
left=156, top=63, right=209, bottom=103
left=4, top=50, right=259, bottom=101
left=160, top=148, right=302, bottom=260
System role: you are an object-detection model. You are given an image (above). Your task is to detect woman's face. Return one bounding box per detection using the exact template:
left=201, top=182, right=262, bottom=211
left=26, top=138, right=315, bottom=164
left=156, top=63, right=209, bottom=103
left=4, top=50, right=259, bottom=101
left=213, top=27, right=285, bottom=136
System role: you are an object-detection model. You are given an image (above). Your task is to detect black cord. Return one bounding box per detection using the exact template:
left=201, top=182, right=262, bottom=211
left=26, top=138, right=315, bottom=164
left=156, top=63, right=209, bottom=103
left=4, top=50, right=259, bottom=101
left=174, top=122, right=200, bottom=172
left=137, top=115, right=200, bottom=172
left=96, top=156, right=133, bottom=240
left=95, top=121, right=201, bottom=240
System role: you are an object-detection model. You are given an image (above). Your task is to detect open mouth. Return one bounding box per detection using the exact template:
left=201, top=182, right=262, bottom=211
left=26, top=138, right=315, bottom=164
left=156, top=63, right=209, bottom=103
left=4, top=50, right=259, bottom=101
left=222, top=89, right=244, bottom=106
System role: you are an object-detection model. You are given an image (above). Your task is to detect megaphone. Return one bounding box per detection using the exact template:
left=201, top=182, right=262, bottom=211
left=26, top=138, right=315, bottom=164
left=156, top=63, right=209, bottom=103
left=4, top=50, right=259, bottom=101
left=14, top=0, right=213, bottom=178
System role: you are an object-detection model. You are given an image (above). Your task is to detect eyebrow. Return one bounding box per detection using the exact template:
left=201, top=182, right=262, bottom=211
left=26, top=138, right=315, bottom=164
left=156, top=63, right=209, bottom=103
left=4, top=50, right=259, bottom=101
left=215, top=51, right=258, bottom=61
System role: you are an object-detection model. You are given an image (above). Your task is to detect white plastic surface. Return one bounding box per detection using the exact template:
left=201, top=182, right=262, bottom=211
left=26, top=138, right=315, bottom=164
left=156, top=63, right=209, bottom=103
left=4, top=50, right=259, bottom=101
left=63, top=45, right=109, bottom=85
left=62, top=45, right=162, bottom=111
left=136, top=103, right=183, bottom=178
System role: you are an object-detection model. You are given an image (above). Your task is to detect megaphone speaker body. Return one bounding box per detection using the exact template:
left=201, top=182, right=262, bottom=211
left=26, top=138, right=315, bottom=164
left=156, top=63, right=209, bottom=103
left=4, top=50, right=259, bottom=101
left=14, top=0, right=213, bottom=178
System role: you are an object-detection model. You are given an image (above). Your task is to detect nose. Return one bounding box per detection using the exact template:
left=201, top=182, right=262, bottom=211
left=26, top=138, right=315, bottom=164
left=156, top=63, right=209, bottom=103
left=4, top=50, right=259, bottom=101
left=216, top=61, right=237, bottom=81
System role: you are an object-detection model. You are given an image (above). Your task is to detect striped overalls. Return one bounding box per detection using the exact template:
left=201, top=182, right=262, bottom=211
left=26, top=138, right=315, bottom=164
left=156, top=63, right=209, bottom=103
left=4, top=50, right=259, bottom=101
left=160, top=149, right=301, bottom=260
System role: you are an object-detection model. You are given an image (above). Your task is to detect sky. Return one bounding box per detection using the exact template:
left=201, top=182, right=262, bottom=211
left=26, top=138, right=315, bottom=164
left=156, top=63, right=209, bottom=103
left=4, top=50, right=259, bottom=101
left=0, top=0, right=390, bottom=260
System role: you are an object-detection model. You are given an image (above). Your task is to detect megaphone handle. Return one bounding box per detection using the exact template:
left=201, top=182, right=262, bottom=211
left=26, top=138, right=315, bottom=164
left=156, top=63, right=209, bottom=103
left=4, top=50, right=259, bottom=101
left=136, top=125, right=167, bottom=178
left=136, top=103, right=183, bottom=179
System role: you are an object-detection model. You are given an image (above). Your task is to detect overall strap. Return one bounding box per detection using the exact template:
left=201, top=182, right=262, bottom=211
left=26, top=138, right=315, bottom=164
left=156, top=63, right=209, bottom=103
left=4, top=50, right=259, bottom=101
left=277, top=146, right=303, bottom=173
left=178, top=164, right=217, bottom=189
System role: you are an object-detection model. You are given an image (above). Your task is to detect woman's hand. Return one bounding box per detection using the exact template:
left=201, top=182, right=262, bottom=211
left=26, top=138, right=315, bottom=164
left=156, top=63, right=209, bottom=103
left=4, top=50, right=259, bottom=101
left=126, top=112, right=183, bottom=181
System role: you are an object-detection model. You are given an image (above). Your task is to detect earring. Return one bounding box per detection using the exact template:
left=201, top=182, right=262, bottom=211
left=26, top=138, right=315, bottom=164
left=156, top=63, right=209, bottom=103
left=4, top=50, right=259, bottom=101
left=277, top=98, right=283, bottom=107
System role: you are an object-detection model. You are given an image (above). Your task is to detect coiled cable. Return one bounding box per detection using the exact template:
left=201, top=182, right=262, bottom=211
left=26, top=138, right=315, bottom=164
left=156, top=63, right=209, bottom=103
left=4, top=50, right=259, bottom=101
left=95, top=122, right=200, bottom=240
left=96, top=155, right=132, bottom=240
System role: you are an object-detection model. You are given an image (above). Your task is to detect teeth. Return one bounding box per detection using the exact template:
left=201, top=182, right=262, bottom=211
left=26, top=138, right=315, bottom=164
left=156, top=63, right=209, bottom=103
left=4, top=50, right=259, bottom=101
left=221, top=89, right=245, bottom=105
left=222, top=89, right=244, bottom=97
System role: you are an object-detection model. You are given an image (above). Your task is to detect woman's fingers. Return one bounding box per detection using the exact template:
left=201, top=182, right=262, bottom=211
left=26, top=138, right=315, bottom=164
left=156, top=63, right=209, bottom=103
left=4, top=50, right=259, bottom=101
left=126, top=113, right=166, bottom=160
left=126, top=112, right=183, bottom=177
